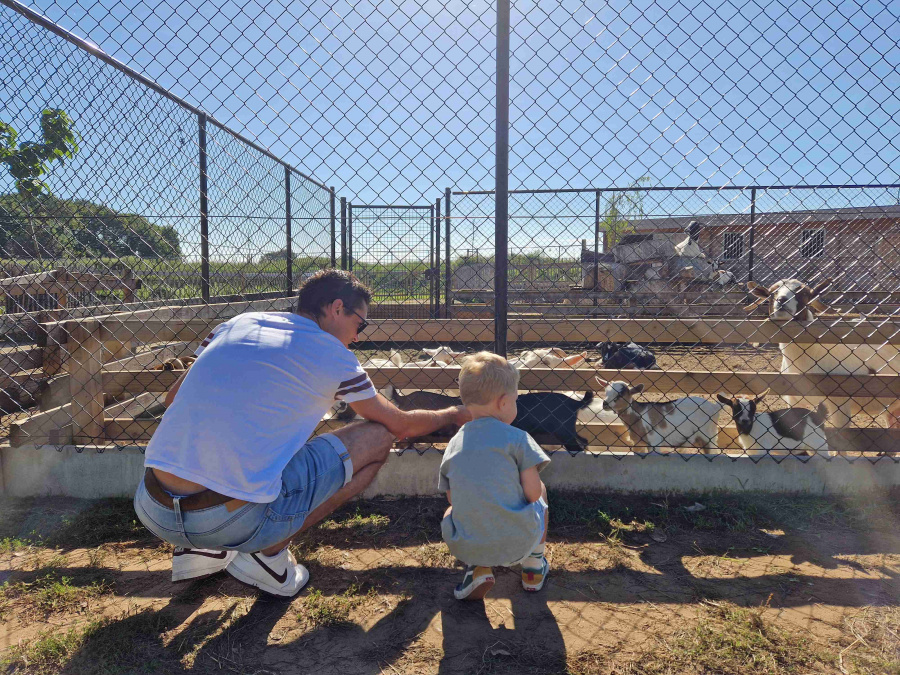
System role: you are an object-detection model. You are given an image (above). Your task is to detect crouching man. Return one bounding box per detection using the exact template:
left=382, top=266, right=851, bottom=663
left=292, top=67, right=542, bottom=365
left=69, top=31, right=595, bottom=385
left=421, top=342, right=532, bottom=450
left=134, top=270, right=470, bottom=597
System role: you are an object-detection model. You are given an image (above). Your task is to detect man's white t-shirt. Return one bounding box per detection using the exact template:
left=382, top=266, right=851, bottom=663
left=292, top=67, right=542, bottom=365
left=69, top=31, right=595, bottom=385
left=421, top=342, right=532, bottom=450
left=144, top=312, right=377, bottom=502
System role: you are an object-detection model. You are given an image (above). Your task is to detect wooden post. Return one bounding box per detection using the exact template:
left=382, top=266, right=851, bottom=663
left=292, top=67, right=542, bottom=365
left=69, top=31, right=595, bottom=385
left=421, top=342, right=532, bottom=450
left=68, top=320, right=105, bottom=442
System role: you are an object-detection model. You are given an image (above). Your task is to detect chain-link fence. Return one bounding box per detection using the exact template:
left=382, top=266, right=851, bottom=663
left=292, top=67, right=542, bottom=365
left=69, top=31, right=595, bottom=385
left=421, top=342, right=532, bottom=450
left=1, top=0, right=898, bottom=462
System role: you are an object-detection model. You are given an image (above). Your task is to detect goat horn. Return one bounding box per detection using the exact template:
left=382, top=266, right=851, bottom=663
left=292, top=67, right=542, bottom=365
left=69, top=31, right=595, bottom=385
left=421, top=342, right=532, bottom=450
left=809, top=298, right=829, bottom=312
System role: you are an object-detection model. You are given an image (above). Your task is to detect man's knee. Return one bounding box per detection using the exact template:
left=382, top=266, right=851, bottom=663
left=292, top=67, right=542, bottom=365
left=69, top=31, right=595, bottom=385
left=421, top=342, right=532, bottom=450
left=332, top=421, right=394, bottom=465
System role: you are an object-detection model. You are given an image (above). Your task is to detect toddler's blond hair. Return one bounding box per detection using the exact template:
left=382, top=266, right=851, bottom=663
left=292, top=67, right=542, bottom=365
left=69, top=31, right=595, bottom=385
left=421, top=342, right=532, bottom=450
left=458, top=351, right=519, bottom=406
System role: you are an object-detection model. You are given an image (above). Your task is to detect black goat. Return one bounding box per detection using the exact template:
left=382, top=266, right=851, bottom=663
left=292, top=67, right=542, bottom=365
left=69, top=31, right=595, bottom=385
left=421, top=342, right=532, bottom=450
left=598, top=341, right=657, bottom=370
left=513, top=392, right=593, bottom=454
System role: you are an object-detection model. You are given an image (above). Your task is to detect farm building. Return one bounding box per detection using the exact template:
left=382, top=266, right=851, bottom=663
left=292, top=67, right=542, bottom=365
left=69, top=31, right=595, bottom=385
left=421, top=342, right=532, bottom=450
left=627, top=205, right=900, bottom=291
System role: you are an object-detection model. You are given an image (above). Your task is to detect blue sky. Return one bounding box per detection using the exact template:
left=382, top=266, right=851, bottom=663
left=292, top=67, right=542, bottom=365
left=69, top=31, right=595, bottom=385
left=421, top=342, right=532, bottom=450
left=2, top=0, right=899, bottom=262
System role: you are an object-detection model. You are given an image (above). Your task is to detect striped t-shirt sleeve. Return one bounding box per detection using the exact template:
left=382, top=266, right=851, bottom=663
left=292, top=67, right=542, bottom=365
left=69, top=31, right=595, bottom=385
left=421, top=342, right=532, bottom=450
left=194, top=322, right=227, bottom=357
left=335, top=370, right=376, bottom=403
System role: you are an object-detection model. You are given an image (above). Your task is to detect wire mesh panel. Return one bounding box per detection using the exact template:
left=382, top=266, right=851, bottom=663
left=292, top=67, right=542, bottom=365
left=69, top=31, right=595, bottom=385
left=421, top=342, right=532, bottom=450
left=0, top=0, right=898, bottom=464
left=348, top=205, right=437, bottom=319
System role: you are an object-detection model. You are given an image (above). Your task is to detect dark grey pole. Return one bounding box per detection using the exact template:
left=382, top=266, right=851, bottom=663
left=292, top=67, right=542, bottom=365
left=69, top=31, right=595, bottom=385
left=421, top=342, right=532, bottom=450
left=748, top=187, right=757, bottom=282
left=594, top=188, right=600, bottom=306
left=198, top=113, right=210, bottom=302
left=428, top=206, right=437, bottom=319
left=435, top=198, right=442, bottom=318
left=330, top=187, right=336, bottom=268
left=285, top=167, right=293, bottom=292
left=340, top=198, right=347, bottom=270
left=445, top=188, right=451, bottom=319
left=348, top=203, right=353, bottom=271
left=495, top=0, right=510, bottom=357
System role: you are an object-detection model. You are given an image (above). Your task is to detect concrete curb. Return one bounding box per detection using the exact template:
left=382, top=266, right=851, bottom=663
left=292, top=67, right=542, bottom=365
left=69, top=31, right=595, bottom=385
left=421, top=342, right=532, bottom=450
left=1, top=445, right=897, bottom=499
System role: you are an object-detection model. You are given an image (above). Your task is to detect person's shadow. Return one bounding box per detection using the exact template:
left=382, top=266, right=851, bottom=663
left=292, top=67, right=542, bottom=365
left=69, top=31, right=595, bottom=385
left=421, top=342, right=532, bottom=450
left=438, top=567, right=566, bottom=674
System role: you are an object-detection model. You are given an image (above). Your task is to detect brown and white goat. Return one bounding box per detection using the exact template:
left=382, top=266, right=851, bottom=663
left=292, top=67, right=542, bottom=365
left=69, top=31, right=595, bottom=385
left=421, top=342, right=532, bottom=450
left=596, top=377, right=722, bottom=452
left=745, top=277, right=898, bottom=428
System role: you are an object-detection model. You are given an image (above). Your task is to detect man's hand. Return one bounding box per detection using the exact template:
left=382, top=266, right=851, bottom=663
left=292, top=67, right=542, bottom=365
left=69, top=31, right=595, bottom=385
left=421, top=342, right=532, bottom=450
left=350, top=395, right=469, bottom=440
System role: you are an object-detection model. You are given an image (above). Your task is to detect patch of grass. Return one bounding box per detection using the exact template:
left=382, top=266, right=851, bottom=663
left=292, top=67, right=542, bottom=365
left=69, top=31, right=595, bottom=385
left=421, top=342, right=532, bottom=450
left=301, top=584, right=375, bottom=628
left=841, top=606, right=900, bottom=675
left=48, top=500, right=147, bottom=549
left=0, top=536, right=32, bottom=554
left=319, top=505, right=390, bottom=533
left=0, top=621, right=100, bottom=675
left=1, top=572, right=111, bottom=618
left=567, top=601, right=832, bottom=675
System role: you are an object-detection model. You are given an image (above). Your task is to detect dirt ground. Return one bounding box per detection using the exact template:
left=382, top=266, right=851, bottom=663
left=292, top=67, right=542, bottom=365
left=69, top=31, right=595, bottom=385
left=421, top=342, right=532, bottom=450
left=1, top=490, right=898, bottom=675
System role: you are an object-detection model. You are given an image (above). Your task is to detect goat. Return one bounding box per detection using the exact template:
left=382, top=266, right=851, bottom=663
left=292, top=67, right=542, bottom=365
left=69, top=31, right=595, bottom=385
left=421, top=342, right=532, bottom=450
left=716, top=390, right=830, bottom=456
left=421, top=346, right=466, bottom=365
left=509, top=348, right=588, bottom=369
left=152, top=356, right=196, bottom=371
left=744, top=277, right=897, bottom=428
left=360, top=350, right=405, bottom=368
left=598, top=342, right=657, bottom=370
left=383, top=383, right=462, bottom=443
left=596, top=377, right=722, bottom=452
left=512, top=391, right=593, bottom=453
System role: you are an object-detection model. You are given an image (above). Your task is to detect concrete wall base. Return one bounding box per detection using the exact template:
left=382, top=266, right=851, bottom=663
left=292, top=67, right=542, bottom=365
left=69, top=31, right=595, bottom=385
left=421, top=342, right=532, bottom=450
left=0, top=445, right=897, bottom=500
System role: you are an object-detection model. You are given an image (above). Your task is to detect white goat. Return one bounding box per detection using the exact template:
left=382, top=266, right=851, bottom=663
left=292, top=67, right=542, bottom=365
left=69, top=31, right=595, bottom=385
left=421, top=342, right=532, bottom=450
left=745, top=278, right=897, bottom=428
left=510, top=347, right=588, bottom=369
left=716, top=390, right=831, bottom=456
left=596, top=377, right=723, bottom=452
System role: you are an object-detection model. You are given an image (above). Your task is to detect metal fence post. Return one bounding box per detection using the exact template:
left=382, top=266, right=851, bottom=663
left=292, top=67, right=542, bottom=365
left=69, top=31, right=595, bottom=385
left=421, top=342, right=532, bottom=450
left=748, top=187, right=757, bottom=283
left=445, top=188, right=451, bottom=319
left=435, top=198, right=442, bottom=318
left=285, top=166, right=293, bottom=292
left=494, top=0, right=510, bottom=357
left=330, top=187, right=336, bottom=268
left=198, top=113, right=210, bottom=302
left=340, top=197, right=347, bottom=270
left=348, top=203, right=353, bottom=271
left=594, top=188, right=601, bottom=306
left=428, top=206, right=437, bottom=319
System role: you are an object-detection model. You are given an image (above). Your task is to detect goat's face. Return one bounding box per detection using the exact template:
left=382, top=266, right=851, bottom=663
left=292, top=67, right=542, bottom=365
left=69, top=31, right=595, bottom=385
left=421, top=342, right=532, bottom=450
left=717, top=390, right=768, bottom=435
left=745, top=278, right=832, bottom=321
left=598, top=379, right=644, bottom=412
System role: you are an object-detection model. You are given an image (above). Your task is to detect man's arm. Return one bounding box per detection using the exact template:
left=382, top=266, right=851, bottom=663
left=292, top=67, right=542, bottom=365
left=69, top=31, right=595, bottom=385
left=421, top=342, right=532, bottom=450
left=164, top=369, right=190, bottom=407
left=349, top=394, right=470, bottom=440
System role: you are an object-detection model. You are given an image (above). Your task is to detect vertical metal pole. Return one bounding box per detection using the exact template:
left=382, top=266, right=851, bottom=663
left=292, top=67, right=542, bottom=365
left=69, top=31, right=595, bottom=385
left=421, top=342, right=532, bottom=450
left=340, top=198, right=347, bottom=270
left=445, top=188, right=451, bottom=319
left=348, top=204, right=353, bottom=272
left=594, top=189, right=600, bottom=306
left=428, top=206, right=435, bottom=319
left=435, top=198, right=442, bottom=318
left=748, top=187, right=757, bottom=283
left=495, top=0, right=510, bottom=357
left=285, top=167, right=293, bottom=292
left=330, top=187, right=336, bottom=268
left=198, top=114, right=210, bottom=302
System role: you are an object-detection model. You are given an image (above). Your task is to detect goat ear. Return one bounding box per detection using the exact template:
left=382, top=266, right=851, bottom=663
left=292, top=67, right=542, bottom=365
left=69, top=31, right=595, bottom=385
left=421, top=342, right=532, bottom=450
left=422, top=347, right=438, bottom=356
left=743, top=296, right=769, bottom=312
left=594, top=375, right=609, bottom=388
left=747, top=281, right=770, bottom=298
left=753, top=388, right=770, bottom=403
left=810, top=278, right=832, bottom=297
left=629, top=383, right=645, bottom=395
left=716, top=393, right=734, bottom=406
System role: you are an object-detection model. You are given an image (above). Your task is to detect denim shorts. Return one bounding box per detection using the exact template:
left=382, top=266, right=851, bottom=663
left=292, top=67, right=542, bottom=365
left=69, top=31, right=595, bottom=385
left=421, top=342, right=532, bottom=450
left=134, top=433, right=352, bottom=553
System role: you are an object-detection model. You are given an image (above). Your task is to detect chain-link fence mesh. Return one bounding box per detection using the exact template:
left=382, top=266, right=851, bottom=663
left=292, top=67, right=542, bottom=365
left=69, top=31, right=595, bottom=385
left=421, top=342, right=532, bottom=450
left=1, top=0, right=898, bottom=462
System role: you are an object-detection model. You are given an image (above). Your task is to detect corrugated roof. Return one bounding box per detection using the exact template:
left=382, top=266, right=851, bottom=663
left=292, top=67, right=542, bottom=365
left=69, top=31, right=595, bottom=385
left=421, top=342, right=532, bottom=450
left=628, top=204, right=900, bottom=231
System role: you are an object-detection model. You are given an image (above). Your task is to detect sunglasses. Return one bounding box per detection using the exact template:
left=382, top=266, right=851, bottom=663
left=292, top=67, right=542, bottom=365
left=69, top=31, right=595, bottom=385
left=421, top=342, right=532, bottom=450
left=347, top=307, right=369, bottom=334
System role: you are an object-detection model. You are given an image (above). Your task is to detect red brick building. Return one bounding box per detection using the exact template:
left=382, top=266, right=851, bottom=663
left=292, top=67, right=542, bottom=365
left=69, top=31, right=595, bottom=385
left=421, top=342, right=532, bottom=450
left=627, top=205, right=900, bottom=293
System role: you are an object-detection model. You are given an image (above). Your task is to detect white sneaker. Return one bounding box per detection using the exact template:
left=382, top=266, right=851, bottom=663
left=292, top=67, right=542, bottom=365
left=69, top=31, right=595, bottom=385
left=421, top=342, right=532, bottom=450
left=225, top=549, right=310, bottom=597
left=171, top=547, right=238, bottom=582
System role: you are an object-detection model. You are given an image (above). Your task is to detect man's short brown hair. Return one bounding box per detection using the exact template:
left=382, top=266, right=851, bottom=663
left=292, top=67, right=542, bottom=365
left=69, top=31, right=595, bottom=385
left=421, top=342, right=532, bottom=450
left=458, top=351, right=519, bottom=406
left=296, top=269, right=372, bottom=317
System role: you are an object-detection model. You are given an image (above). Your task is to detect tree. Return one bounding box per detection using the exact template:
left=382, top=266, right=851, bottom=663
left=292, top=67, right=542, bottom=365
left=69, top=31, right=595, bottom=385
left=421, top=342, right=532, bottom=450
left=0, top=109, right=80, bottom=263
left=600, top=177, right=650, bottom=249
